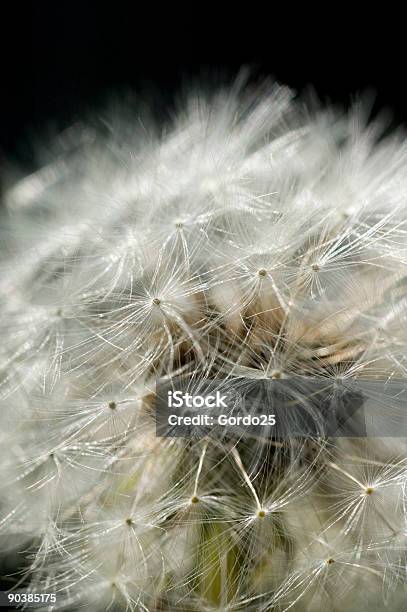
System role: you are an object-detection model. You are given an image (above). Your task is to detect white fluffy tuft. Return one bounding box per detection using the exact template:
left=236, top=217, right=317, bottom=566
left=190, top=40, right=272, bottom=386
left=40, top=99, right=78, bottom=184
left=1, top=79, right=407, bottom=610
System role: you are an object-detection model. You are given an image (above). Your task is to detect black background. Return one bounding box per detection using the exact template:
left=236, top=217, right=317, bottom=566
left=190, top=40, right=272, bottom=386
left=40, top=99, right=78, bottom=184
left=2, top=4, right=407, bottom=172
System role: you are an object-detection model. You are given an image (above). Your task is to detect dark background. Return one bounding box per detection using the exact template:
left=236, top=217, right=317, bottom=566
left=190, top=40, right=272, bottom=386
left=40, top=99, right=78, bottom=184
left=2, top=4, right=407, bottom=173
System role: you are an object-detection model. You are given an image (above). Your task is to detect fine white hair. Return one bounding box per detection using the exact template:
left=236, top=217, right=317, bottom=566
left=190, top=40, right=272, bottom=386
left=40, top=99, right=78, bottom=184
left=1, top=77, right=407, bottom=611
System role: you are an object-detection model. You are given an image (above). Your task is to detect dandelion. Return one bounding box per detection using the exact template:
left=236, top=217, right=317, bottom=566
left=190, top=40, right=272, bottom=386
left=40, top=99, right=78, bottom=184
left=1, top=76, right=407, bottom=610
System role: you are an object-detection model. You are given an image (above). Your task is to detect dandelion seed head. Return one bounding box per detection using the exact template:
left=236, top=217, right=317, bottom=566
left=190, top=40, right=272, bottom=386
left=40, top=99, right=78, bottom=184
left=1, top=77, right=407, bottom=611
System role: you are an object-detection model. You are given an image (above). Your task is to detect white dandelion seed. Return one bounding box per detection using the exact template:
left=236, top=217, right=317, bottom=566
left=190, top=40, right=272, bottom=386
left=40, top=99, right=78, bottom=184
left=1, top=76, right=407, bottom=610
